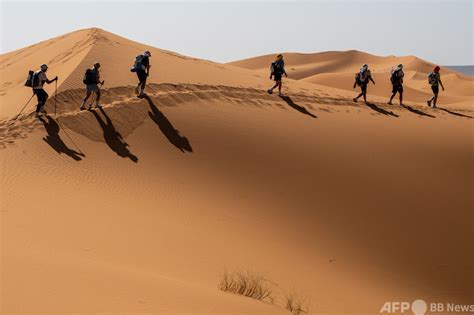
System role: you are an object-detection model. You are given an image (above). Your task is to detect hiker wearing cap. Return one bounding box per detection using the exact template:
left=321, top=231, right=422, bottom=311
left=388, top=64, right=405, bottom=106
left=427, top=66, right=445, bottom=108
left=81, top=62, right=104, bottom=110
left=353, top=64, right=375, bottom=104
left=32, top=64, right=58, bottom=118
left=131, top=51, right=151, bottom=98
left=267, top=54, right=288, bottom=96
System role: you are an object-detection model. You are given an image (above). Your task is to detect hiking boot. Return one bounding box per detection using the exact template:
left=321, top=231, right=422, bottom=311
left=95, top=103, right=102, bottom=109
left=267, top=89, right=273, bottom=95
left=80, top=105, right=86, bottom=111
left=353, top=98, right=357, bottom=103
left=387, top=101, right=393, bottom=105
left=427, top=101, right=432, bottom=107
left=35, top=111, right=42, bottom=118
left=135, top=87, right=139, bottom=95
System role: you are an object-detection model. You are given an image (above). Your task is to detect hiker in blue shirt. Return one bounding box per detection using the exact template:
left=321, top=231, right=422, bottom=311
left=267, top=54, right=288, bottom=96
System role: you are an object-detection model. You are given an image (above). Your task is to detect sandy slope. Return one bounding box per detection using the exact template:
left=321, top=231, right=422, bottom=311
left=228, top=51, right=474, bottom=105
left=1, top=29, right=473, bottom=314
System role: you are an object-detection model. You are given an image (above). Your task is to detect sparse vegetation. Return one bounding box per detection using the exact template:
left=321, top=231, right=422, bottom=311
left=218, top=270, right=274, bottom=303
left=218, top=270, right=309, bottom=314
left=285, top=292, right=308, bottom=315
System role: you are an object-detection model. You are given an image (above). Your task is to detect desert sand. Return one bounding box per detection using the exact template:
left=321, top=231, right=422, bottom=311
left=1, top=28, right=473, bottom=314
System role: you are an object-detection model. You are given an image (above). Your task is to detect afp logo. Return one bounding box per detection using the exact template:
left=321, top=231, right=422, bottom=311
left=380, top=300, right=427, bottom=315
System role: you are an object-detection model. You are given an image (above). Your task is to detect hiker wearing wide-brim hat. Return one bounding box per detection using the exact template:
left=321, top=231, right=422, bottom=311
left=267, top=54, right=288, bottom=96
left=32, top=64, right=58, bottom=118
left=81, top=62, right=105, bottom=110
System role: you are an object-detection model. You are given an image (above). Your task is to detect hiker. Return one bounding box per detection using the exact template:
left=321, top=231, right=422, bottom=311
left=267, top=54, right=288, bottom=96
left=353, top=64, right=375, bottom=104
left=388, top=64, right=405, bottom=106
left=427, top=66, right=445, bottom=108
left=131, top=50, right=151, bottom=98
left=31, top=64, right=58, bottom=118
left=80, top=62, right=104, bottom=110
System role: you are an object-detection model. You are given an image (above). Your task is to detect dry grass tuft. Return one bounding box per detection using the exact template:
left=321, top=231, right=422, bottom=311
left=218, top=270, right=274, bottom=303
left=285, top=292, right=308, bottom=315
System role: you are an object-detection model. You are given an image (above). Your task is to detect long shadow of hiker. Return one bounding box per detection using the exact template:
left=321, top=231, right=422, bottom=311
left=365, top=102, right=399, bottom=117
left=40, top=115, right=85, bottom=161
left=279, top=95, right=317, bottom=118
left=401, top=104, right=435, bottom=118
left=90, top=108, right=139, bottom=163
left=143, top=94, right=193, bottom=153
left=438, top=107, right=473, bottom=119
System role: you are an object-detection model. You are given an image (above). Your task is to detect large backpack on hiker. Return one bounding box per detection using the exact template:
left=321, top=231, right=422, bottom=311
left=355, top=69, right=369, bottom=85
left=390, top=69, right=402, bottom=84
left=83, top=68, right=97, bottom=85
left=24, top=70, right=41, bottom=88
left=271, top=60, right=285, bottom=75
left=428, top=72, right=438, bottom=85
left=130, top=54, right=144, bottom=72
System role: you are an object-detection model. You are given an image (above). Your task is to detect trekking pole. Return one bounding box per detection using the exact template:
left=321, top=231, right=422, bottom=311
left=55, top=79, right=58, bottom=117
left=8, top=94, right=35, bottom=127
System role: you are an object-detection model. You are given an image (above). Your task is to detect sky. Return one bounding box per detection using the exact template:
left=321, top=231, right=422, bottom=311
left=0, top=0, right=472, bottom=65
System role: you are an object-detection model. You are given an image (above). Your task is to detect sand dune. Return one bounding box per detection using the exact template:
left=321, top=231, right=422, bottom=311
left=228, top=50, right=474, bottom=105
left=1, top=28, right=473, bottom=314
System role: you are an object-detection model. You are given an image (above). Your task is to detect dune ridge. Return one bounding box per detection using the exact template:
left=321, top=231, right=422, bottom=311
left=1, top=28, right=473, bottom=314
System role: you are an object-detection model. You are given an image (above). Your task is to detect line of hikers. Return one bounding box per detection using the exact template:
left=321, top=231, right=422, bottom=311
left=26, top=50, right=152, bottom=117
left=352, top=63, right=445, bottom=108
left=26, top=52, right=446, bottom=118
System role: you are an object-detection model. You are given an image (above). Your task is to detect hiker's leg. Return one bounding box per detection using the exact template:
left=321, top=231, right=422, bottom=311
left=83, top=91, right=92, bottom=102
left=433, top=93, right=438, bottom=106
left=389, top=92, right=396, bottom=103
left=278, top=81, right=282, bottom=94
left=269, top=82, right=278, bottom=92
left=399, top=92, right=403, bottom=105
left=95, top=89, right=101, bottom=103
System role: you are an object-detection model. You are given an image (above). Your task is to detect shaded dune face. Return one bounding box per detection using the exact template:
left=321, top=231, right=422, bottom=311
left=1, top=28, right=473, bottom=314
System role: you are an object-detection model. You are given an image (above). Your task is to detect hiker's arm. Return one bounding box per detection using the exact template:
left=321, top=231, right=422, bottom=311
left=440, top=79, right=445, bottom=90
left=370, top=76, right=375, bottom=84
left=46, top=76, right=58, bottom=84
left=284, top=69, right=288, bottom=77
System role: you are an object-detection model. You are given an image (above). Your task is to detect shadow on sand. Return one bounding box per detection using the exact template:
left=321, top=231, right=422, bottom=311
left=143, top=94, right=193, bottom=153
left=279, top=95, right=317, bottom=118
left=40, top=115, right=85, bottom=161
left=438, top=107, right=473, bottom=119
left=90, top=108, right=139, bottom=163
left=401, top=104, right=435, bottom=118
left=365, top=102, right=399, bottom=117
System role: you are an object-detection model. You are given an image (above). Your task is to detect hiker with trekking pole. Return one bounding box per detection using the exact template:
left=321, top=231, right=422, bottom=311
left=353, top=64, right=375, bottom=104
left=131, top=51, right=151, bottom=98
left=81, top=62, right=105, bottom=110
left=24, top=64, right=58, bottom=118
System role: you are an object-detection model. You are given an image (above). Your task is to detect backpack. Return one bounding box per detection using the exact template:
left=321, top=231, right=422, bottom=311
left=271, top=60, right=284, bottom=75
left=83, top=68, right=97, bottom=85
left=356, top=69, right=369, bottom=85
left=130, top=54, right=144, bottom=72
left=24, top=70, right=40, bottom=88
left=390, top=69, right=401, bottom=84
left=428, top=72, right=438, bottom=85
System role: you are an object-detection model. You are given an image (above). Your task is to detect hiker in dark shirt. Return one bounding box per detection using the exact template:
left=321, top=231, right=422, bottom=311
left=353, top=64, right=375, bottom=104
left=81, top=62, right=104, bottom=110
left=132, top=51, right=152, bottom=98
left=388, top=64, right=405, bottom=106
left=267, top=54, right=288, bottom=96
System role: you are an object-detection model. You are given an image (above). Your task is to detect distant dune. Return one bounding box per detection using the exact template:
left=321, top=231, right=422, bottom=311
left=228, top=51, right=474, bottom=104
left=445, top=65, right=474, bottom=76
left=1, top=28, right=473, bottom=314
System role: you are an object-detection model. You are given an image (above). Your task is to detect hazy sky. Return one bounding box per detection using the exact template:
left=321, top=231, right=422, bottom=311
left=1, top=0, right=472, bottom=65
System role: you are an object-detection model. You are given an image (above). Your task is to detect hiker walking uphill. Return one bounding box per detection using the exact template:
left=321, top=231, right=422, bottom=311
left=427, top=66, right=445, bottom=108
left=26, top=64, right=58, bottom=118
left=353, top=64, right=375, bottom=104
left=131, top=50, right=151, bottom=98
left=388, top=64, right=405, bottom=106
left=267, top=54, right=288, bottom=96
left=80, top=62, right=104, bottom=110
